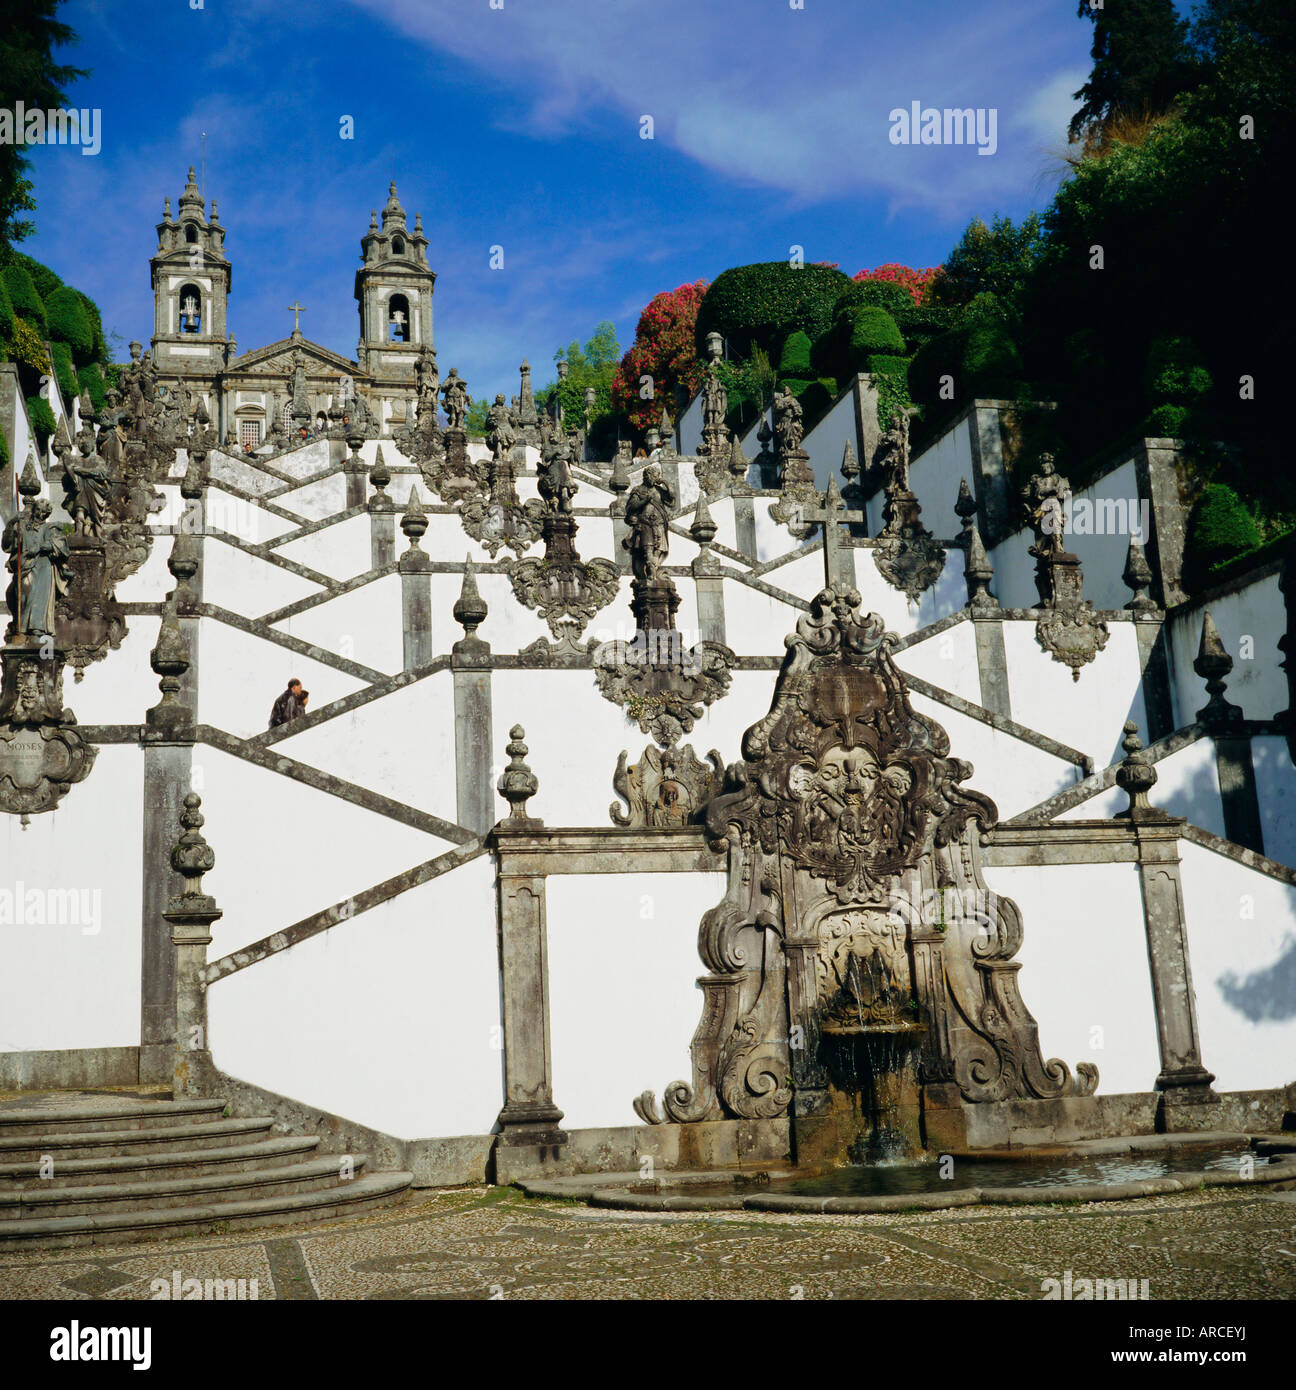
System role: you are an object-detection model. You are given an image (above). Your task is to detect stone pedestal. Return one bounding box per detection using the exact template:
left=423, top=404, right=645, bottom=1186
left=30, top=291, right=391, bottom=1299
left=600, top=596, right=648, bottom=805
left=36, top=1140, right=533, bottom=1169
left=1131, top=821, right=1218, bottom=1118
left=630, top=578, right=681, bottom=634
left=399, top=549, right=432, bottom=669
left=489, top=830, right=568, bottom=1160
left=164, top=898, right=221, bottom=1097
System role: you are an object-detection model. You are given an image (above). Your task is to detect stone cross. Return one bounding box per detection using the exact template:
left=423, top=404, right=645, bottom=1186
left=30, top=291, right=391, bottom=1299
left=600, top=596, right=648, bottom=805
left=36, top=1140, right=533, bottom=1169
left=287, top=302, right=307, bottom=334
left=800, top=477, right=865, bottom=587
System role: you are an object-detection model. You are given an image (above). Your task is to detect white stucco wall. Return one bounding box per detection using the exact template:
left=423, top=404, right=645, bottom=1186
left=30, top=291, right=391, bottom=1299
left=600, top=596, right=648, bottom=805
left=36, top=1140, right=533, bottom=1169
left=1002, top=619, right=1147, bottom=768
left=1166, top=574, right=1286, bottom=727
left=208, top=854, right=502, bottom=1138
left=1178, top=840, right=1296, bottom=1092
left=0, top=746, right=143, bottom=1053
left=981, top=860, right=1159, bottom=1096
left=910, top=693, right=1078, bottom=818
left=905, top=412, right=974, bottom=541
left=547, top=870, right=727, bottom=1131
left=197, top=745, right=453, bottom=960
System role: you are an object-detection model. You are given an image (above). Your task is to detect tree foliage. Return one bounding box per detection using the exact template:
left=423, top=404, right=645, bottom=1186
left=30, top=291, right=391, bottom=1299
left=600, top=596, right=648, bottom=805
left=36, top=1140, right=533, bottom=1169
left=0, top=1, right=88, bottom=250
left=611, top=281, right=708, bottom=440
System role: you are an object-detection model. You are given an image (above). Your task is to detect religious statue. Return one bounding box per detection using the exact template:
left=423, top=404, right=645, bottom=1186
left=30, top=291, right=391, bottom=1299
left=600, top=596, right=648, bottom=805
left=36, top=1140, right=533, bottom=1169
left=772, top=386, right=803, bottom=455
left=485, top=394, right=515, bottom=458
left=876, top=410, right=912, bottom=494
left=538, top=425, right=578, bottom=515
left=1022, top=451, right=1069, bottom=558
left=61, top=436, right=113, bottom=538
left=3, top=499, right=71, bottom=639
left=441, top=368, right=470, bottom=431
left=414, top=347, right=439, bottom=416
left=622, top=464, right=674, bottom=584
left=701, top=360, right=727, bottom=430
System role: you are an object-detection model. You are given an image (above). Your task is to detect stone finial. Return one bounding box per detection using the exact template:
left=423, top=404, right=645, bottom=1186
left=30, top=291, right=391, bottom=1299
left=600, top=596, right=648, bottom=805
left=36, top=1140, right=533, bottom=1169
left=659, top=403, right=673, bottom=447
left=453, top=556, right=488, bottom=639
left=1115, top=721, right=1160, bottom=819
left=17, top=451, right=41, bottom=497
left=169, top=793, right=219, bottom=911
left=146, top=596, right=193, bottom=737
left=167, top=532, right=200, bottom=611
left=955, top=477, right=977, bottom=536
left=690, top=492, right=717, bottom=548
left=609, top=446, right=631, bottom=497
left=705, top=330, right=723, bottom=361
left=964, top=511, right=997, bottom=610
left=729, top=434, right=748, bottom=482
left=841, top=440, right=859, bottom=482
left=369, top=444, right=392, bottom=500
left=1194, top=610, right=1241, bottom=725
left=400, top=485, right=427, bottom=548
left=1123, top=537, right=1156, bottom=611
left=498, top=724, right=540, bottom=824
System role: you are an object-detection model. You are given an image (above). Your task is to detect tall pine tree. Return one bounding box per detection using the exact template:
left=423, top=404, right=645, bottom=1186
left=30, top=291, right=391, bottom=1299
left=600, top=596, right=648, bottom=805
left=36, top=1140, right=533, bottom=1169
left=1069, top=0, right=1198, bottom=146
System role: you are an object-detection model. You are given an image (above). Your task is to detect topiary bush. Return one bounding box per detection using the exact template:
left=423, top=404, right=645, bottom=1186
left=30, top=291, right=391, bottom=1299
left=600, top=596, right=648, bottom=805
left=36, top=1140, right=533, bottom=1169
left=3, top=265, right=46, bottom=334
left=26, top=395, right=56, bottom=451
left=77, top=362, right=105, bottom=410
left=50, top=340, right=78, bottom=407
left=1146, top=403, right=1191, bottom=437
left=1183, top=483, right=1263, bottom=588
left=45, top=286, right=95, bottom=365
left=11, top=253, right=63, bottom=302
left=907, top=327, right=969, bottom=409
left=696, top=262, right=853, bottom=361
left=834, top=278, right=913, bottom=317
left=893, top=303, right=955, bottom=355
left=777, top=330, right=813, bottom=378
left=1145, top=335, right=1212, bottom=404
left=845, top=307, right=904, bottom=372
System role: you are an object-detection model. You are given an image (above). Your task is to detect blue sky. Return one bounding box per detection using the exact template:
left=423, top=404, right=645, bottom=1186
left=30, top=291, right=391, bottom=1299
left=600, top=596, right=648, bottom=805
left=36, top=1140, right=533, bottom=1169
left=24, top=0, right=1092, bottom=398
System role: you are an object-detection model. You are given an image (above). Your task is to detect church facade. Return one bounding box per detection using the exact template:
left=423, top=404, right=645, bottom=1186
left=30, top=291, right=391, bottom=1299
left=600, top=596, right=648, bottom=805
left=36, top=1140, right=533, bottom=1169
left=148, top=169, right=436, bottom=446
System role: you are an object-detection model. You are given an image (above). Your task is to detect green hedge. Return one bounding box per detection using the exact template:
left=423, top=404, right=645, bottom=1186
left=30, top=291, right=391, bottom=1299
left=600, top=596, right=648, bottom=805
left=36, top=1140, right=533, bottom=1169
left=893, top=303, right=955, bottom=354
left=846, top=307, right=904, bottom=371
left=1183, top=483, right=1263, bottom=588
left=834, top=278, right=913, bottom=317
left=1146, top=403, right=1191, bottom=437
left=0, top=275, right=13, bottom=344
left=45, top=287, right=95, bottom=366
left=697, top=262, right=853, bottom=360
left=78, top=361, right=106, bottom=411
left=778, top=330, right=813, bottom=377
left=11, top=253, right=63, bottom=301
left=3, top=265, right=46, bottom=334
left=868, top=353, right=913, bottom=432
left=1145, top=335, right=1212, bottom=404
left=26, top=395, right=56, bottom=450
left=50, top=340, right=78, bottom=407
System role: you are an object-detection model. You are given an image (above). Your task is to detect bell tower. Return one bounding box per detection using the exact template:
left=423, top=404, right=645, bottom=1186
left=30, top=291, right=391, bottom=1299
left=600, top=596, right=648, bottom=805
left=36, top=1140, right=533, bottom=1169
left=150, top=167, right=231, bottom=383
left=354, top=182, right=435, bottom=384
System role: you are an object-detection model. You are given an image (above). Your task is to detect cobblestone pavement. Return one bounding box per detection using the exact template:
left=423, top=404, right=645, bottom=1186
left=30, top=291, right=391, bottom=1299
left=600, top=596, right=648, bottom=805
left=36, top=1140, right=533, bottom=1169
left=2, top=1186, right=1294, bottom=1301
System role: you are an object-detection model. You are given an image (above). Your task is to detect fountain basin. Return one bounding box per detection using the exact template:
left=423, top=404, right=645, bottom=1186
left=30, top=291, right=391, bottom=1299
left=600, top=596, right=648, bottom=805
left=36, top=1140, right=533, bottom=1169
left=515, top=1133, right=1296, bottom=1214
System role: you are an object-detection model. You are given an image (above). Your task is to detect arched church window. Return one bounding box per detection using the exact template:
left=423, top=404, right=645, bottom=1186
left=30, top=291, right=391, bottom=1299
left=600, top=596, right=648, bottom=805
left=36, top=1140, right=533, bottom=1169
left=178, top=283, right=203, bottom=334
left=388, top=293, right=410, bottom=344
left=185, top=224, right=199, bottom=244
left=391, top=236, right=405, bottom=257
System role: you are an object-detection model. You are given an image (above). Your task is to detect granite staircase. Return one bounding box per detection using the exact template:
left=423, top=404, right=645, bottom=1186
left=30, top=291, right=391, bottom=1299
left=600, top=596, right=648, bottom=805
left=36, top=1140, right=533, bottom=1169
left=0, top=1092, right=411, bottom=1250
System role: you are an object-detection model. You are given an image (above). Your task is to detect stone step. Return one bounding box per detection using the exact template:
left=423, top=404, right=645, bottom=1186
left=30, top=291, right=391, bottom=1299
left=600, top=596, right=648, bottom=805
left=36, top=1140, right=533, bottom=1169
left=0, top=1117, right=277, bottom=1162
left=0, top=1170, right=413, bottom=1251
left=0, top=1135, right=321, bottom=1188
left=0, top=1097, right=227, bottom=1138
left=0, top=1155, right=368, bottom=1220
